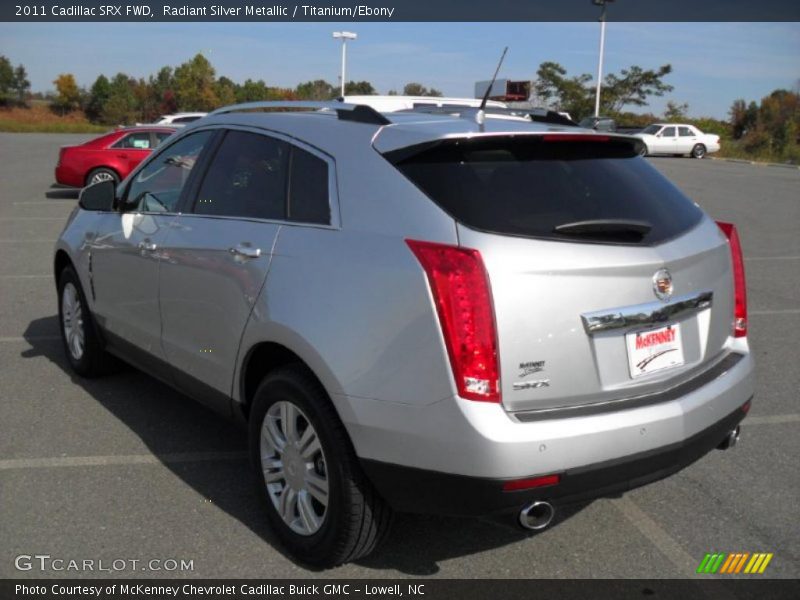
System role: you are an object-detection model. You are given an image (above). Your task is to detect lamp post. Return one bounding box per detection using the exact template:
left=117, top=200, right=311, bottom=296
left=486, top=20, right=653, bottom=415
left=593, top=0, right=614, bottom=117
left=332, top=31, right=357, bottom=97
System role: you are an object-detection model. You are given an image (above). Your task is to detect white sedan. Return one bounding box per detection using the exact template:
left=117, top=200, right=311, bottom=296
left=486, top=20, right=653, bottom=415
left=633, top=123, right=721, bottom=158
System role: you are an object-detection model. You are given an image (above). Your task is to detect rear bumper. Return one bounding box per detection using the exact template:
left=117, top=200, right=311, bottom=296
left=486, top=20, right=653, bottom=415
left=55, top=164, right=82, bottom=188
left=361, top=399, right=750, bottom=516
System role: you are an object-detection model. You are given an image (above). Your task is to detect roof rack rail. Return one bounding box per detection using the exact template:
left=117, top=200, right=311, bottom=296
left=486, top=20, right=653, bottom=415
left=404, top=105, right=579, bottom=127
left=209, top=101, right=391, bottom=126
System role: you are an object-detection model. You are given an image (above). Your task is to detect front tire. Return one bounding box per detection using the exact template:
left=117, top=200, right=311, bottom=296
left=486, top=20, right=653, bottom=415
left=249, top=365, right=392, bottom=567
left=691, top=144, right=707, bottom=159
left=57, top=265, right=111, bottom=377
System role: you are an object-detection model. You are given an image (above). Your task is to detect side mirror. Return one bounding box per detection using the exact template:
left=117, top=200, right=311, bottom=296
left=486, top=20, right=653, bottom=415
left=78, top=180, right=115, bottom=211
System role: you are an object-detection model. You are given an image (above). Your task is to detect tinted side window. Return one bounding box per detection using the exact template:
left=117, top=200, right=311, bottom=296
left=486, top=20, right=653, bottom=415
left=113, top=132, right=151, bottom=150
left=679, top=127, right=694, bottom=137
left=125, top=130, right=212, bottom=213
left=194, top=130, right=289, bottom=220
left=662, top=127, right=676, bottom=137
left=154, top=131, right=173, bottom=145
left=391, top=137, right=704, bottom=246
left=288, top=147, right=330, bottom=224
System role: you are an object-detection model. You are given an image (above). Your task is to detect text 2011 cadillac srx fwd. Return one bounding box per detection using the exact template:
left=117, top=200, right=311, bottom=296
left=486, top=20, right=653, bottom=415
left=53, top=102, right=753, bottom=566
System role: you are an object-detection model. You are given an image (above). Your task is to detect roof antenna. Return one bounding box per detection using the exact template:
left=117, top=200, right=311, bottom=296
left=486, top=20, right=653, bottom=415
left=477, top=46, right=508, bottom=126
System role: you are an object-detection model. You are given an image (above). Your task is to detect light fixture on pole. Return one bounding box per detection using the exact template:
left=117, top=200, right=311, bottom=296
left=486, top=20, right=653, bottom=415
left=592, top=0, right=614, bottom=117
left=332, top=31, right=357, bottom=97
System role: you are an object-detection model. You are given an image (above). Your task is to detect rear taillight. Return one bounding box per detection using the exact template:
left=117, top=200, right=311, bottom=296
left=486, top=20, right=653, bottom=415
left=503, top=474, right=560, bottom=492
left=406, top=240, right=500, bottom=402
left=716, top=222, right=747, bottom=337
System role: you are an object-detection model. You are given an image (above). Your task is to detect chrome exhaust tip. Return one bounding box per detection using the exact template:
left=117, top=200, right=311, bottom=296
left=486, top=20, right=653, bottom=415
left=518, top=501, right=556, bottom=531
left=718, top=426, right=741, bottom=450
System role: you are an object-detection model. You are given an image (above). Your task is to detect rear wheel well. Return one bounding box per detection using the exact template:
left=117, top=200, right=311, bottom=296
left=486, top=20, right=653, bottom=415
left=241, top=342, right=324, bottom=419
left=84, top=166, right=120, bottom=186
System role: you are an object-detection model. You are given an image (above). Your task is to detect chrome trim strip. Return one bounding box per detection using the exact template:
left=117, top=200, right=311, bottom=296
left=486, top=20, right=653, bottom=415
left=581, top=290, right=713, bottom=335
left=513, top=352, right=744, bottom=423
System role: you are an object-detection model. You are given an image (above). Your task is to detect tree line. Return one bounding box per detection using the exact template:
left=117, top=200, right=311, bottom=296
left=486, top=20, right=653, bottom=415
left=2, top=52, right=797, bottom=161
left=2, top=53, right=442, bottom=125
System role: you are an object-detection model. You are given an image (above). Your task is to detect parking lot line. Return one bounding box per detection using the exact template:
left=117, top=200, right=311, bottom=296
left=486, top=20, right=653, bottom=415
left=611, top=496, right=700, bottom=578
left=745, top=256, right=800, bottom=261
left=0, top=217, right=66, bottom=221
left=745, top=414, right=800, bottom=425
left=0, top=239, right=55, bottom=243
left=750, top=309, right=800, bottom=315
left=0, top=274, right=51, bottom=279
left=0, top=451, right=248, bottom=471
left=0, top=336, right=60, bottom=343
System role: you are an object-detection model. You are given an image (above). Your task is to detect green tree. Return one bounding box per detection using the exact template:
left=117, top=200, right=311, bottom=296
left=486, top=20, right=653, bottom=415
left=663, top=100, right=689, bottom=121
left=0, top=55, right=13, bottom=104
left=295, top=79, right=336, bottom=100
left=173, top=53, right=218, bottom=111
left=344, top=80, right=376, bottom=95
left=12, top=65, right=30, bottom=105
left=235, top=78, right=269, bottom=103
left=101, top=73, right=137, bottom=125
left=53, top=73, right=81, bottom=113
left=149, top=66, right=176, bottom=115
left=534, top=61, right=673, bottom=120
left=600, top=64, right=674, bottom=113
left=215, top=76, right=237, bottom=107
left=534, top=62, right=594, bottom=118
left=402, top=82, right=442, bottom=97
left=86, top=75, right=111, bottom=122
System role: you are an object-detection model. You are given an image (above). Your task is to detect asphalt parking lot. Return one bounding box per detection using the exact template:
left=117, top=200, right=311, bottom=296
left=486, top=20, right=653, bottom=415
left=1, top=132, right=798, bottom=580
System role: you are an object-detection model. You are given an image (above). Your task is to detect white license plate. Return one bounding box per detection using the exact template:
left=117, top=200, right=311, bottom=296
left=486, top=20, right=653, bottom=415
left=625, top=323, right=684, bottom=378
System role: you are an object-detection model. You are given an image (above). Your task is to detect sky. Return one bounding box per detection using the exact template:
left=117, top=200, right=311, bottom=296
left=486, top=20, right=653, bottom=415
left=0, top=22, right=798, bottom=119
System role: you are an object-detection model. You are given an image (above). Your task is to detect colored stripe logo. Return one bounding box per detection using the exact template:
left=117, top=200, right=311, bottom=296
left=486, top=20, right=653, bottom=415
left=696, top=552, right=773, bottom=574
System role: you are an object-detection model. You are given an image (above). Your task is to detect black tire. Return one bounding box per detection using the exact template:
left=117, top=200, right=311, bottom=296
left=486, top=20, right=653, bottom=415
left=691, top=144, right=707, bottom=159
left=248, top=364, right=393, bottom=567
left=85, top=167, right=119, bottom=187
left=57, top=265, right=113, bottom=377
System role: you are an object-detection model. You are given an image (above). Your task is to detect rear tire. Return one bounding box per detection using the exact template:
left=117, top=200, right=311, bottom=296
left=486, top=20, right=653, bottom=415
left=249, top=365, right=393, bottom=567
left=85, top=168, right=119, bottom=187
left=691, top=144, right=707, bottom=159
left=57, top=265, right=113, bottom=377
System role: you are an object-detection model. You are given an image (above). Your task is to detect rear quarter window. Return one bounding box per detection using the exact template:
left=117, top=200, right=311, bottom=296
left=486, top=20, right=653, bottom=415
left=389, top=136, right=704, bottom=245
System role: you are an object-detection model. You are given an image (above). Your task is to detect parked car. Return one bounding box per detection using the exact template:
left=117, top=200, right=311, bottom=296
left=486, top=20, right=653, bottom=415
left=579, top=116, right=618, bottom=132
left=54, top=101, right=753, bottom=567
left=55, top=126, right=177, bottom=188
left=153, top=112, right=208, bottom=125
left=634, top=123, right=721, bottom=158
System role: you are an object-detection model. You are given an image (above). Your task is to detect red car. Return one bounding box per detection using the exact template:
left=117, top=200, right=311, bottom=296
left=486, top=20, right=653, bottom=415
left=55, top=126, right=177, bottom=188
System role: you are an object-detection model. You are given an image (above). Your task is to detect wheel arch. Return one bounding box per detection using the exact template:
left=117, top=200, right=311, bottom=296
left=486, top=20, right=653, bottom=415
left=237, top=339, right=347, bottom=425
left=54, top=249, right=74, bottom=283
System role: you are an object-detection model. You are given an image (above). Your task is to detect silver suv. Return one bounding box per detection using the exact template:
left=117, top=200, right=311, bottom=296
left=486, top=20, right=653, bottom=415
left=54, top=101, right=754, bottom=567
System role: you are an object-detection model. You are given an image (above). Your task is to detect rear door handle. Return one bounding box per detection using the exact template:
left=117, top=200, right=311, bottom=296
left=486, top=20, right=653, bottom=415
left=229, top=244, right=261, bottom=259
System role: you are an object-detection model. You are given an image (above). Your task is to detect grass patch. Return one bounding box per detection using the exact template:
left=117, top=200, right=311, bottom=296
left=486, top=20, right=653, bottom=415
left=0, top=105, right=109, bottom=134
left=715, top=139, right=799, bottom=165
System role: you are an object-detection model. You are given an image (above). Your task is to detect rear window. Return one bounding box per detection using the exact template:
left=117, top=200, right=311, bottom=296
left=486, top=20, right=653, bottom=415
left=389, top=136, right=703, bottom=245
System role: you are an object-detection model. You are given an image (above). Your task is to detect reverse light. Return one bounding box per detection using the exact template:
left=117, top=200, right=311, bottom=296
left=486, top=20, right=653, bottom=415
left=406, top=240, right=500, bottom=402
left=503, top=474, right=561, bottom=492
left=717, top=221, right=748, bottom=338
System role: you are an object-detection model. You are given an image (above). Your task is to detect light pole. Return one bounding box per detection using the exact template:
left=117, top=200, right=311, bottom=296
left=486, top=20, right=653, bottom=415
left=332, top=31, right=357, bottom=97
left=593, top=0, right=614, bottom=117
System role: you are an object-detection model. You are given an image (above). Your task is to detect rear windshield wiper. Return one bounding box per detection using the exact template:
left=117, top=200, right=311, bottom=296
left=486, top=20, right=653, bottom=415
left=553, top=219, right=652, bottom=238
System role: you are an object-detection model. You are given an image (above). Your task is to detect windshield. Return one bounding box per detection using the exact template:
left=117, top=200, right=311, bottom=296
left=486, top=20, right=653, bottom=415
left=641, top=125, right=662, bottom=135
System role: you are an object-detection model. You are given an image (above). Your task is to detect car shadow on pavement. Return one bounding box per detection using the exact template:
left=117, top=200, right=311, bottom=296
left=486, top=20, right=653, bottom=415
left=21, top=315, right=590, bottom=575
left=45, top=185, right=80, bottom=200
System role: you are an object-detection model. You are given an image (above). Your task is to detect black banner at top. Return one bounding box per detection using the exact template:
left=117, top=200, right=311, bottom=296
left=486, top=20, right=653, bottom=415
left=3, top=0, right=800, bottom=22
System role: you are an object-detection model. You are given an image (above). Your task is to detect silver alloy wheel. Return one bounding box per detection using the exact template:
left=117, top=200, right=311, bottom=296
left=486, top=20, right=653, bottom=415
left=89, top=171, right=115, bottom=184
left=693, top=144, right=706, bottom=158
left=61, top=282, right=85, bottom=360
left=260, top=400, right=329, bottom=536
